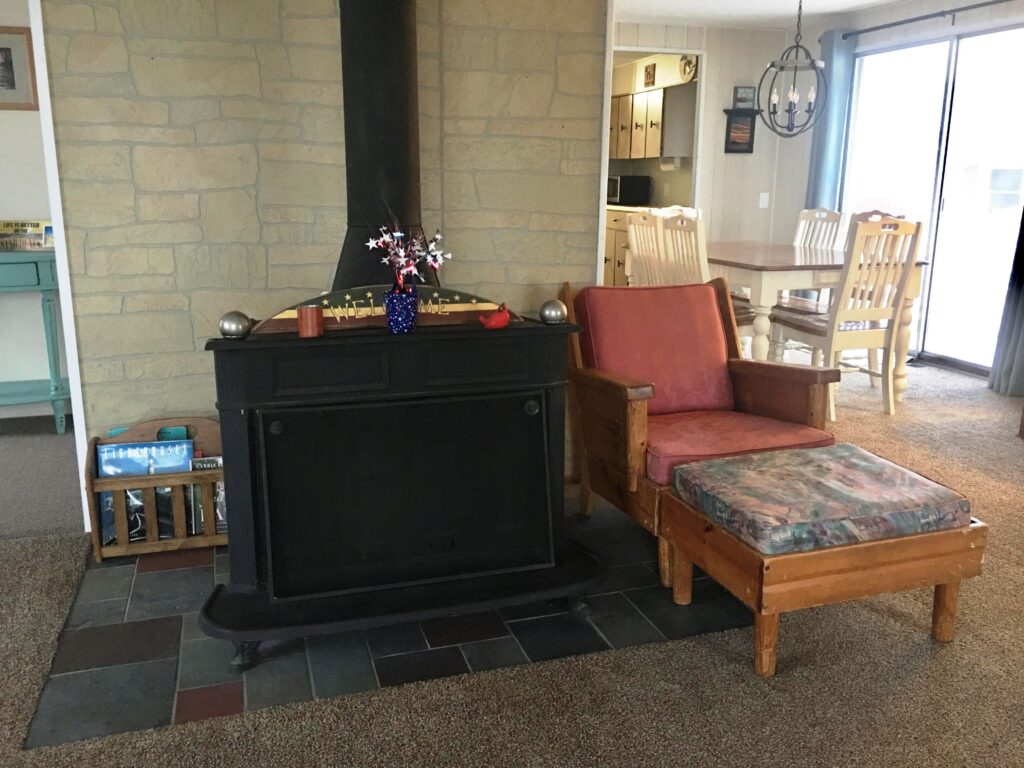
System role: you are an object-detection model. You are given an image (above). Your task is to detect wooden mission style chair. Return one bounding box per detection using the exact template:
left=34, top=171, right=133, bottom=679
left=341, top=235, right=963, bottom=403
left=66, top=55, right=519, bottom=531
left=561, top=278, right=840, bottom=585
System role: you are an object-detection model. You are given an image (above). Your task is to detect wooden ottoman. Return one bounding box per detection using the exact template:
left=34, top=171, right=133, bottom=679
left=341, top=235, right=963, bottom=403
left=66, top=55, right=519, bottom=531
left=659, top=443, right=987, bottom=676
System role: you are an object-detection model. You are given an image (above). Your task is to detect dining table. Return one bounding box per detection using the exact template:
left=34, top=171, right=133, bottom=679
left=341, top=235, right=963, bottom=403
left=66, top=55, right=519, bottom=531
left=706, top=241, right=926, bottom=404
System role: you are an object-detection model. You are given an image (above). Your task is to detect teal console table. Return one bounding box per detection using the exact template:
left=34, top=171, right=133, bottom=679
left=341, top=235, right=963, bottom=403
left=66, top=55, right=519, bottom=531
left=0, top=250, right=70, bottom=433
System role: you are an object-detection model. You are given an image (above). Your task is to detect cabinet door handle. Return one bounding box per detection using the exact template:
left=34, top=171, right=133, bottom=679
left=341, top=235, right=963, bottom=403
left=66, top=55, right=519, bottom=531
left=268, top=421, right=284, bottom=436
left=649, top=120, right=659, bottom=128
left=524, top=400, right=540, bottom=417
left=634, top=122, right=643, bottom=129
left=616, top=259, right=625, bottom=267
left=604, top=256, right=610, bottom=263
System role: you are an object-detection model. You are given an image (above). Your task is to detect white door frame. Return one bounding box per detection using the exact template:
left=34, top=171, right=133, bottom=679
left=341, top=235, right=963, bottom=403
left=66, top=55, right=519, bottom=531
left=29, top=0, right=92, bottom=532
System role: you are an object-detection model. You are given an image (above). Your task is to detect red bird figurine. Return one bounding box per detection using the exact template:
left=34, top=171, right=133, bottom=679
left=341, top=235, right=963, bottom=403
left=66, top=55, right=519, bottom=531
left=480, top=303, right=511, bottom=330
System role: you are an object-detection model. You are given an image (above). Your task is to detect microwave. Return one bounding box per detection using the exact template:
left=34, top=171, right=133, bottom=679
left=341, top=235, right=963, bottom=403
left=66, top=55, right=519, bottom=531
left=608, top=175, right=651, bottom=206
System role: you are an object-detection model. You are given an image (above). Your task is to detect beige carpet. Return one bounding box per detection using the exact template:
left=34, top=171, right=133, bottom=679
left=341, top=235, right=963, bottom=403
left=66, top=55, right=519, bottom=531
left=2, top=366, right=1022, bottom=768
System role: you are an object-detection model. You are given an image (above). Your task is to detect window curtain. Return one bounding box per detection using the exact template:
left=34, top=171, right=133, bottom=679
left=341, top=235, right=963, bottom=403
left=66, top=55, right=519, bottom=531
left=805, top=29, right=857, bottom=210
left=988, top=205, right=1024, bottom=396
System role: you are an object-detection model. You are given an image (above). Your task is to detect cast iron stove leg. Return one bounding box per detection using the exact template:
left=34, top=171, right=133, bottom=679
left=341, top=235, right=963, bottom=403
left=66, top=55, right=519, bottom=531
left=231, top=640, right=261, bottom=672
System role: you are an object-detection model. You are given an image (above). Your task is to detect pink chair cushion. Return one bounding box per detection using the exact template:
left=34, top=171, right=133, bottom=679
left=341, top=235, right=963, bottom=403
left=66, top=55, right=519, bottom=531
left=575, top=285, right=734, bottom=415
left=645, top=410, right=836, bottom=485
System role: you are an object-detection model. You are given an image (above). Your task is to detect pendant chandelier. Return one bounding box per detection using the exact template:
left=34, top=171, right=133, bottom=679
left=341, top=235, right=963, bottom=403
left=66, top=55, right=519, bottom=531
left=756, top=0, right=828, bottom=138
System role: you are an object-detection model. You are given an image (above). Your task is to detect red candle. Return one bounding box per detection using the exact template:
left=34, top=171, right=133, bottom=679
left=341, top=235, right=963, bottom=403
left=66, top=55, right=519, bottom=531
left=297, top=305, right=324, bottom=338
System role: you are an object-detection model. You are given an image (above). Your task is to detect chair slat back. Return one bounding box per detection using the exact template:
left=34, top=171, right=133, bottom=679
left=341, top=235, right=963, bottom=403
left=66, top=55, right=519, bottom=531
left=794, top=208, right=842, bottom=249
left=626, top=212, right=662, bottom=286
left=661, top=212, right=711, bottom=284
left=832, top=217, right=920, bottom=332
left=841, top=209, right=904, bottom=252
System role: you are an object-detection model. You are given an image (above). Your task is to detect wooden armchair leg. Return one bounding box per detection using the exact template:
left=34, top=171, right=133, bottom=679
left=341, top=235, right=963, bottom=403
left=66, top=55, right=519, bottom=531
left=658, top=537, right=672, bottom=588
left=671, top=547, right=693, bottom=606
left=754, top=613, right=780, bottom=677
left=932, top=582, right=960, bottom=642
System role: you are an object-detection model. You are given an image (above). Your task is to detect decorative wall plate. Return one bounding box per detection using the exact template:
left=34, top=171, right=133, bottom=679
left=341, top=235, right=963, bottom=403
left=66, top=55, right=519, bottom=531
left=678, top=54, right=698, bottom=84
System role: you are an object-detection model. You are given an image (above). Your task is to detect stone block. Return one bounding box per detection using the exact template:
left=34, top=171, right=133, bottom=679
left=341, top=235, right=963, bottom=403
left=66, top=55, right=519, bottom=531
left=269, top=263, right=333, bottom=288
left=490, top=118, right=600, bottom=140
left=559, top=34, right=605, bottom=53
left=442, top=172, right=478, bottom=210
left=263, top=223, right=310, bottom=243
left=74, top=295, right=124, bottom=316
left=550, top=93, right=602, bottom=118
left=444, top=71, right=553, bottom=117
left=529, top=213, right=598, bottom=233
left=445, top=211, right=531, bottom=230
left=556, top=53, right=604, bottom=95
left=61, top=181, right=136, bottom=227
left=421, top=169, right=441, bottom=211
left=123, top=352, right=214, bottom=379
left=139, top=195, right=200, bottom=222
left=267, top=244, right=336, bottom=265
left=65, top=229, right=86, bottom=274
left=49, top=72, right=137, bottom=97
left=283, top=17, right=339, bottom=46
left=169, top=99, right=220, bottom=126
left=216, top=0, right=280, bottom=40
left=419, top=58, right=439, bottom=89
left=86, top=247, right=176, bottom=276
left=122, top=0, right=217, bottom=37
left=90, top=222, right=203, bottom=248
left=496, top=31, right=556, bottom=72
left=54, top=96, right=168, bottom=125
left=261, top=161, right=344, bottom=207
left=67, top=34, right=129, bottom=74
left=195, top=119, right=301, bottom=143
left=442, top=0, right=605, bottom=33
left=445, top=28, right=494, bottom=70
left=200, top=189, right=260, bottom=243
left=287, top=47, right=342, bottom=82
left=81, top=359, right=125, bottom=384
left=95, top=6, right=124, bottom=34
left=255, top=44, right=292, bottom=80
left=44, top=3, right=95, bottom=31
left=261, top=80, right=342, bottom=106
left=77, top=312, right=195, bottom=358
left=221, top=99, right=300, bottom=123
left=475, top=172, right=599, bottom=215
left=58, top=145, right=131, bottom=181
left=188, top=288, right=312, bottom=343
left=299, top=106, right=344, bottom=143
left=282, top=0, right=337, bottom=16
left=260, top=205, right=314, bottom=223
left=443, top=119, right=487, bottom=136
left=123, top=293, right=191, bottom=313
left=133, top=144, right=257, bottom=191
left=312, top=210, right=345, bottom=244
left=56, top=125, right=195, bottom=144
left=417, top=20, right=439, bottom=54
left=46, top=34, right=69, bottom=75
left=72, top=274, right=176, bottom=294
left=126, top=38, right=255, bottom=59
left=174, top=244, right=267, bottom=289
left=258, top=142, right=344, bottom=166
left=133, top=57, right=260, bottom=98
left=560, top=158, right=600, bottom=176
left=443, top=136, right=561, bottom=172
left=83, top=376, right=218, bottom=435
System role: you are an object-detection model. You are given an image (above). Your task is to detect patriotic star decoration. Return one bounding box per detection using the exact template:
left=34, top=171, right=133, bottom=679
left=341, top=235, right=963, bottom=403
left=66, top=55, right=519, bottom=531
left=366, top=225, right=454, bottom=291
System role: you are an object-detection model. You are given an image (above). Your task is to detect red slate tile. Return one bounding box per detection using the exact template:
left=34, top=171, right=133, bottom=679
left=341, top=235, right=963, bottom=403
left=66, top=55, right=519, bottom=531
left=137, top=548, right=214, bottom=573
left=174, top=682, right=244, bottom=724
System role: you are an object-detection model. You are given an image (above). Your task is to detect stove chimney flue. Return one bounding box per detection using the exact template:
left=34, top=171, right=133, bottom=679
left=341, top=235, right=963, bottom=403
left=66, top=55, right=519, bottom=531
left=332, top=0, right=426, bottom=290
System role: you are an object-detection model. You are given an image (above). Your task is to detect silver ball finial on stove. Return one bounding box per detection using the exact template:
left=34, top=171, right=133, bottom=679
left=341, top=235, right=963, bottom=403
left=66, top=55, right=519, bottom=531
left=539, top=299, right=568, bottom=325
left=219, top=310, right=254, bottom=339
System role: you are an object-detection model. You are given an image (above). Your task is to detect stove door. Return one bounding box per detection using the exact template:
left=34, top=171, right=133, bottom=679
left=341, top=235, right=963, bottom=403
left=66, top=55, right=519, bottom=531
left=257, top=390, right=554, bottom=600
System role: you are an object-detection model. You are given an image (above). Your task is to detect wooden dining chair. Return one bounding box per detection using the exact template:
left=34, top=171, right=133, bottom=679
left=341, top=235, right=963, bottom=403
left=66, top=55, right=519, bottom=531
left=626, top=212, right=661, bottom=286
left=661, top=213, right=711, bottom=284
left=770, top=217, right=921, bottom=419
left=794, top=208, right=843, bottom=248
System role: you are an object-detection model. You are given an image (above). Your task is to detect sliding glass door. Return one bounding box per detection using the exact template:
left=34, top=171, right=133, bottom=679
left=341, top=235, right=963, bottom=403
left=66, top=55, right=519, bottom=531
left=842, top=27, right=1024, bottom=369
left=924, top=27, right=1024, bottom=367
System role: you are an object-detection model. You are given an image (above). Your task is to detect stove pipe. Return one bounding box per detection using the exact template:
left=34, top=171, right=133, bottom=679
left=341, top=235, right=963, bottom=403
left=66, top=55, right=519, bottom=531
left=332, top=0, right=431, bottom=290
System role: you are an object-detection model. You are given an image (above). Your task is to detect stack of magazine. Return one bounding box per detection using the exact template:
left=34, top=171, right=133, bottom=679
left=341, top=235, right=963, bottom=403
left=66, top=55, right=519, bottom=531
left=0, top=220, right=54, bottom=250
left=96, top=436, right=227, bottom=545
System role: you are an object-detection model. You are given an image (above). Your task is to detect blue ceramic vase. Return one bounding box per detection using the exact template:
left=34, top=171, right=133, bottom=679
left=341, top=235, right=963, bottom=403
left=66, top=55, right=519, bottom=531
left=384, top=285, right=417, bottom=334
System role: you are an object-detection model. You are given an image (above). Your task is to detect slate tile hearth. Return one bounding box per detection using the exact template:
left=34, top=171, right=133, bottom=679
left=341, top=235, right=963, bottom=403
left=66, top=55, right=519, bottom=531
left=26, top=498, right=753, bottom=748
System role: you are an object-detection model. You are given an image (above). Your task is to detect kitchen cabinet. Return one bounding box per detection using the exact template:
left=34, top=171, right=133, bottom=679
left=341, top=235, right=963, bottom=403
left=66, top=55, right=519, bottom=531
left=604, top=210, right=630, bottom=286
left=644, top=88, right=663, bottom=158
left=611, top=95, right=632, bottom=159
left=630, top=92, right=648, bottom=159
left=661, top=83, right=696, bottom=158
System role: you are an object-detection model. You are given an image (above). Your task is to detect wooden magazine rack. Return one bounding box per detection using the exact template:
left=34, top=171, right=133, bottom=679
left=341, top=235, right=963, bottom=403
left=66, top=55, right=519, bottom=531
left=86, top=417, right=227, bottom=562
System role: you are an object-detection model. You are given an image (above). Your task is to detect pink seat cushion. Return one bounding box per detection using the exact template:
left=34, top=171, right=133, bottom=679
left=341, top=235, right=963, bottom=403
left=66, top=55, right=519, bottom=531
left=575, top=285, right=734, bottom=414
left=645, top=410, right=836, bottom=485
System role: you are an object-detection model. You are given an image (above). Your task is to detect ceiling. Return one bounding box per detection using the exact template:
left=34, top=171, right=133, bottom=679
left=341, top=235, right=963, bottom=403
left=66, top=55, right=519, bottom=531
left=614, top=0, right=895, bottom=29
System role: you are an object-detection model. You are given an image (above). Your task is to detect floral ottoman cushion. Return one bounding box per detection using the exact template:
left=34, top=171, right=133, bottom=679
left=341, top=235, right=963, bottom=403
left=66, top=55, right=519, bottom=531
left=671, top=443, right=971, bottom=555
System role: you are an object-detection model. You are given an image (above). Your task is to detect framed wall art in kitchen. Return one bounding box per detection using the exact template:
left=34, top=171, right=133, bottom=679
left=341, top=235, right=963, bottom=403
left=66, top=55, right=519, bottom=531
left=0, top=26, right=38, bottom=111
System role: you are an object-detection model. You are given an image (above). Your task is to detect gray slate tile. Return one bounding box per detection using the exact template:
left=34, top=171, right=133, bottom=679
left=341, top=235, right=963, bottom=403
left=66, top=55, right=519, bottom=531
left=51, top=616, right=180, bottom=674
left=625, top=581, right=752, bottom=640
left=25, top=659, right=176, bottom=748
left=75, top=566, right=135, bottom=603
left=366, top=622, right=426, bottom=657
left=460, top=637, right=528, bottom=672
left=306, top=631, right=378, bottom=698
left=509, top=613, right=609, bottom=662
left=374, top=646, right=468, bottom=687
left=177, top=638, right=238, bottom=690
left=65, top=598, right=126, bottom=630
left=244, top=645, right=312, bottom=711
left=125, top=566, right=213, bottom=621
left=586, top=593, right=665, bottom=648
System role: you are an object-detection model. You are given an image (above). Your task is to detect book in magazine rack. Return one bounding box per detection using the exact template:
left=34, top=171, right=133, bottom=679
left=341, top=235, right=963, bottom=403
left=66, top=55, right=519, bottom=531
left=85, top=417, right=227, bottom=562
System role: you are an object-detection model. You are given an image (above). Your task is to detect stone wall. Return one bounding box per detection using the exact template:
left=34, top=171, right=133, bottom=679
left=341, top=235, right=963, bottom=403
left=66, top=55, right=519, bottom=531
left=43, top=0, right=606, bottom=437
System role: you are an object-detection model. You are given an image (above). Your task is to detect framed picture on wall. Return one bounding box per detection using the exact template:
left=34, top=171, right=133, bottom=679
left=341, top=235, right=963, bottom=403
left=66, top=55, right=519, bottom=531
left=0, top=26, right=38, bottom=111
left=724, top=110, right=756, bottom=154
left=732, top=86, right=756, bottom=109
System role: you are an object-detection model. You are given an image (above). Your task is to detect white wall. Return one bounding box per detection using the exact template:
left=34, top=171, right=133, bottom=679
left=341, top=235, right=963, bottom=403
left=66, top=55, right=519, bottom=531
left=0, top=0, right=66, bottom=418
left=615, top=21, right=811, bottom=244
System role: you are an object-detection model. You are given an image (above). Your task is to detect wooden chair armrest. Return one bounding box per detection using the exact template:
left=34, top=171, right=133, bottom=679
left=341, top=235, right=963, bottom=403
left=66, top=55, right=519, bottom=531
left=729, top=359, right=839, bottom=430
left=569, top=367, right=655, bottom=401
left=568, top=367, right=651, bottom=492
left=728, top=359, right=840, bottom=385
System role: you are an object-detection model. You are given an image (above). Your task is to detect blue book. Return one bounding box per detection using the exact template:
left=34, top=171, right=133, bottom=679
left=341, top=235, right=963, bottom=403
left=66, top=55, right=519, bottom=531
left=97, top=440, right=194, bottom=545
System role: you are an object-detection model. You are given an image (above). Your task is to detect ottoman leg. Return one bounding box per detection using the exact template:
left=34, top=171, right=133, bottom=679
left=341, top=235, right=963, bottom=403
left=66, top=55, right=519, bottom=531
left=754, top=614, right=780, bottom=677
left=932, top=582, right=960, bottom=642
left=658, top=537, right=672, bottom=588
left=671, top=548, right=693, bottom=606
